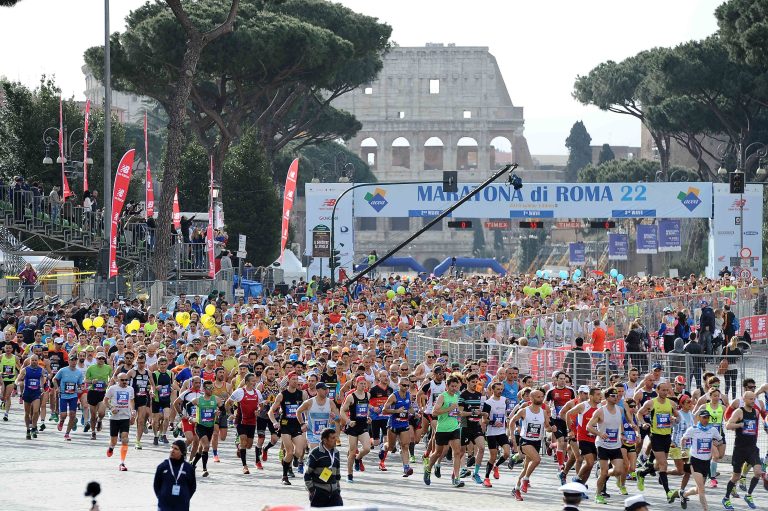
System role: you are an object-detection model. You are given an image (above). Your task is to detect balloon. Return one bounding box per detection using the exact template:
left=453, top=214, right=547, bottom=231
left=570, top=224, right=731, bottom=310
left=175, top=313, right=184, bottom=324
left=205, top=304, right=216, bottom=316
left=543, top=270, right=551, bottom=279
left=523, top=286, right=535, bottom=296
left=203, top=316, right=215, bottom=329
left=126, top=324, right=136, bottom=333
left=397, top=286, right=406, bottom=295
left=93, top=317, right=104, bottom=328
left=386, top=290, right=396, bottom=299
left=82, top=318, right=93, bottom=330
left=574, top=269, right=582, bottom=277
left=181, top=312, right=190, bottom=322
left=535, top=270, right=543, bottom=278
left=617, top=274, right=625, bottom=282
left=573, top=274, right=580, bottom=282
left=201, top=314, right=210, bottom=324
left=559, top=270, right=568, bottom=279
left=609, top=268, right=618, bottom=278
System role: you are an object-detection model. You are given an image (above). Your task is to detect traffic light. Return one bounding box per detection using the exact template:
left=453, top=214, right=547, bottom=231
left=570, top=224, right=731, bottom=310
left=589, top=220, right=616, bottom=229
left=519, top=221, right=543, bottom=229
left=730, top=171, right=745, bottom=194
left=443, top=170, right=458, bottom=193
left=447, top=220, right=473, bottom=229
left=330, top=249, right=341, bottom=269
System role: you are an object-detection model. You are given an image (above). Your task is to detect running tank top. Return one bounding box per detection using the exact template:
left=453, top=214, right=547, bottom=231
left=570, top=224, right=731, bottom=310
left=236, top=388, right=260, bottom=426
left=1, top=354, right=17, bottom=381
left=424, top=380, right=445, bottom=414
left=520, top=406, right=545, bottom=441
left=153, top=370, right=173, bottom=402
left=650, top=398, right=673, bottom=435
left=576, top=404, right=598, bottom=442
left=390, top=391, right=411, bottom=427
left=436, top=391, right=460, bottom=433
left=259, top=381, right=280, bottom=419
left=596, top=405, right=622, bottom=449
left=349, top=392, right=370, bottom=423
left=307, top=398, right=332, bottom=439
left=24, top=366, right=43, bottom=396
left=734, top=407, right=759, bottom=450
left=196, top=395, right=218, bottom=427
left=280, top=389, right=304, bottom=426
left=622, top=413, right=638, bottom=446
left=706, top=402, right=724, bottom=434
left=131, top=369, right=150, bottom=398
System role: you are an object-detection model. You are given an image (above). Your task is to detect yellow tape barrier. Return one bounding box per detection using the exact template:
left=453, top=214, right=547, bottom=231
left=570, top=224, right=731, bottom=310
left=4, top=271, right=97, bottom=281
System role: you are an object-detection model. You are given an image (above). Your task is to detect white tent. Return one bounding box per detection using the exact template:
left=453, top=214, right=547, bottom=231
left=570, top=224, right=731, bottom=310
left=272, top=249, right=306, bottom=283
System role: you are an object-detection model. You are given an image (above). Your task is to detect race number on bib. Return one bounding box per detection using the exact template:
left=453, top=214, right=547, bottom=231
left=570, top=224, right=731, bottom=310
left=655, top=413, right=670, bottom=428
left=526, top=423, right=541, bottom=439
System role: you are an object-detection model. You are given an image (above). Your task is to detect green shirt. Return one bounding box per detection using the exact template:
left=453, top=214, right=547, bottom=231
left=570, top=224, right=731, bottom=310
left=196, top=395, right=218, bottom=427
left=436, top=391, right=460, bottom=433
left=1, top=354, right=18, bottom=381
left=86, top=363, right=112, bottom=391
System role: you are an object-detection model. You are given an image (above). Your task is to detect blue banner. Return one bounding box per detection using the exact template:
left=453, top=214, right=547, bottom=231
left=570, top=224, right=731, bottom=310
left=608, top=233, right=629, bottom=261
left=637, top=224, right=658, bottom=254
left=658, top=219, right=681, bottom=252
left=569, top=242, right=586, bottom=265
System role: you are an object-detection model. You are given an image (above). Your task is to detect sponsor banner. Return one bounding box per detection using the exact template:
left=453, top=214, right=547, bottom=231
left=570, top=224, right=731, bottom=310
left=569, top=242, right=585, bottom=265
left=657, top=218, right=682, bottom=252
left=144, top=111, right=155, bottom=218
left=59, top=96, right=73, bottom=199
left=207, top=156, right=215, bottom=278
left=172, top=189, right=181, bottom=229
left=109, top=149, right=135, bottom=278
left=710, top=183, right=763, bottom=278
left=636, top=224, right=658, bottom=254
left=279, top=158, right=299, bottom=263
left=351, top=182, right=713, bottom=219
left=83, top=99, right=90, bottom=191
left=556, top=221, right=582, bottom=229
left=608, top=233, right=629, bottom=261
left=741, top=315, right=768, bottom=342
left=305, top=183, right=354, bottom=278
left=484, top=219, right=509, bottom=229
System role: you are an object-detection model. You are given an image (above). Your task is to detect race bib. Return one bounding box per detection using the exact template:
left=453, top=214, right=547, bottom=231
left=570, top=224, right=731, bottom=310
left=116, top=390, right=130, bottom=407
left=448, top=407, right=459, bottom=418
left=328, top=388, right=336, bottom=399
left=697, top=438, right=712, bottom=454
left=2, top=365, right=13, bottom=377
left=64, top=382, right=76, bottom=393
left=27, top=378, right=40, bottom=390
left=355, top=403, right=368, bottom=418
left=605, top=428, right=619, bottom=443
left=188, top=405, right=197, bottom=418
left=526, top=423, right=542, bottom=439
left=655, top=413, right=670, bottom=428
left=201, top=408, right=215, bottom=421
left=313, top=420, right=328, bottom=434
left=744, top=419, right=758, bottom=436
left=319, top=467, right=332, bottom=483
left=94, top=381, right=106, bottom=391
left=624, top=429, right=636, bottom=443
left=396, top=411, right=408, bottom=422
left=286, top=404, right=298, bottom=419
left=492, top=413, right=505, bottom=428
left=159, top=385, right=171, bottom=398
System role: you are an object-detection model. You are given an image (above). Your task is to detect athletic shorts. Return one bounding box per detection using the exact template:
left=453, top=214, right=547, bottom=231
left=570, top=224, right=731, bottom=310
left=461, top=425, right=484, bottom=446
left=3, top=379, right=15, bottom=388
left=622, top=443, right=636, bottom=454
left=597, top=446, right=623, bottom=461
left=519, top=438, right=542, bottom=452
left=732, top=446, right=761, bottom=471
left=134, top=395, right=149, bottom=409
left=181, top=418, right=196, bottom=434
left=344, top=422, right=369, bottom=438
left=87, top=390, right=105, bottom=407
left=237, top=423, right=256, bottom=439
left=152, top=400, right=171, bottom=414
left=109, top=418, right=130, bottom=437
left=216, top=406, right=228, bottom=429
left=553, top=418, right=568, bottom=439
left=578, top=440, right=597, bottom=457
left=690, top=456, right=711, bottom=476
left=409, top=415, right=421, bottom=429
left=650, top=433, right=672, bottom=454
left=434, top=429, right=460, bottom=446
left=487, top=433, right=510, bottom=450
left=196, top=424, right=214, bottom=440
left=23, top=391, right=41, bottom=403
left=256, top=416, right=277, bottom=437
left=281, top=424, right=304, bottom=438
left=369, top=419, right=388, bottom=441
left=59, top=396, right=79, bottom=413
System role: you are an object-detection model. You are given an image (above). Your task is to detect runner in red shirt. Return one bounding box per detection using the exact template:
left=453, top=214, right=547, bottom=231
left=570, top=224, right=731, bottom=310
left=226, top=373, right=262, bottom=473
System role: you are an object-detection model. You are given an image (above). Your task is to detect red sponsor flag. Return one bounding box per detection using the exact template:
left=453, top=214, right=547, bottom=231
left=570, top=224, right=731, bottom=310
left=108, top=149, right=136, bottom=278
left=279, top=158, right=299, bottom=263
left=173, top=188, right=181, bottom=229
left=144, top=111, right=155, bottom=218
left=83, top=99, right=90, bottom=191
left=59, top=96, right=73, bottom=199
left=207, top=156, right=215, bottom=278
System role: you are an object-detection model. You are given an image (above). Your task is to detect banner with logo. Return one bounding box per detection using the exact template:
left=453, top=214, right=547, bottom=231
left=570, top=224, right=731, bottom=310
left=207, top=156, right=215, bottom=278
left=173, top=188, right=181, bottom=229
left=351, top=182, right=713, bottom=219
left=636, top=224, right=658, bottom=254
left=279, top=158, right=299, bottom=263
left=144, top=112, right=155, bottom=218
left=568, top=242, right=585, bottom=265
left=109, top=149, right=135, bottom=278
left=608, top=233, right=629, bottom=260
left=657, top=219, right=681, bottom=252
left=305, top=183, right=354, bottom=278
left=59, top=96, right=73, bottom=199
left=741, top=314, right=768, bottom=342
left=709, top=183, right=763, bottom=278
left=83, top=99, right=90, bottom=191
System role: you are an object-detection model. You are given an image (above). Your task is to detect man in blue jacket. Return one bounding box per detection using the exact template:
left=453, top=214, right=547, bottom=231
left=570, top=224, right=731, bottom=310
left=154, top=440, right=196, bottom=511
left=699, top=300, right=715, bottom=358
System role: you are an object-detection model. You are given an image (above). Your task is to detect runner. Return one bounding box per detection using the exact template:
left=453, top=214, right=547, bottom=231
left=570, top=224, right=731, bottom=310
left=53, top=352, right=84, bottom=440
left=559, top=385, right=590, bottom=484
left=509, top=388, right=552, bottom=500
left=85, top=353, right=112, bottom=440
left=15, top=354, right=46, bottom=439
left=104, top=372, right=135, bottom=471
left=423, top=375, right=466, bottom=489
left=567, top=387, right=602, bottom=493
left=256, top=365, right=280, bottom=464
left=381, top=376, right=416, bottom=477
left=545, top=372, right=576, bottom=474
left=126, top=352, right=154, bottom=449
left=618, top=397, right=640, bottom=496
left=174, top=376, right=202, bottom=464
left=2, top=344, right=20, bottom=421
left=458, top=372, right=485, bottom=484
left=151, top=357, right=175, bottom=445
left=481, top=381, right=510, bottom=487
left=369, top=370, right=393, bottom=471
left=722, top=391, right=765, bottom=510
left=210, top=367, right=231, bottom=462
left=586, top=387, right=625, bottom=505
left=417, top=365, right=445, bottom=466
left=269, top=372, right=307, bottom=485
left=697, top=388, right=726, bottom=489
left=190, top=379, right=220, bottom=477
left=297, top=381, right=338, bottom=449
left=226, top=372, right=262, bottom=474
left=340, top=376, right=372, bottom=483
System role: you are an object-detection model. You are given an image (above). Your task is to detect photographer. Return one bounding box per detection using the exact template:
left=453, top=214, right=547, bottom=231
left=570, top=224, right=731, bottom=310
left=154, top=440, right=196, bottom=511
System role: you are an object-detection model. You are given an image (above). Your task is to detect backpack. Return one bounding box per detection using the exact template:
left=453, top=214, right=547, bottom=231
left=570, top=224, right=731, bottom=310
left=731, top=314, right=739, bottom=333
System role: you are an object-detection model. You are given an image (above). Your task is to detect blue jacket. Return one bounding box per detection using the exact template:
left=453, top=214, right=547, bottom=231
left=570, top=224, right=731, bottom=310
left=154, top=459, right=196, bottom=511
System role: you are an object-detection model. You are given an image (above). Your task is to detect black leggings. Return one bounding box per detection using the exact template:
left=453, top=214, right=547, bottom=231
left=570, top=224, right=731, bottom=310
left=724, top=369, right=738, bottom=399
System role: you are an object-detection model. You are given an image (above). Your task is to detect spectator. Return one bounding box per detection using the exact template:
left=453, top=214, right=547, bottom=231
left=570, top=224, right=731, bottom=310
left=304, top=428, right=343, bottom=507
left=18, top=263, right=37, bottom=305
left=590, top=319, right=606, bottom=353
left=683, top=331, right=704, bottom=391
left=49, top=185, right=62, bottom=225
left=699, top=300, right=715, bottom=357
left=720, top=336, right=742, bottom=400
left=723, top=304, right=736, bottom=343
left=668, top=337, right=687, bottom=379
left=624, top=321, right=647, bottom=374
left=154, top=440, right=196, bottom=511
left=563, top=337, right=592, bottom=387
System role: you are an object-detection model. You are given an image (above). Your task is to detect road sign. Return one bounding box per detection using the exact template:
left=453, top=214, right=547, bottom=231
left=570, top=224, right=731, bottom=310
left=234, top=288, right=245, bottom=297
left=238, top=234, right=247, bottom=253
left=740, top=247, right=752, bottom=258
left=312, top=230, right=331, bottom=257
left=236, top=250, right=247, bottom=259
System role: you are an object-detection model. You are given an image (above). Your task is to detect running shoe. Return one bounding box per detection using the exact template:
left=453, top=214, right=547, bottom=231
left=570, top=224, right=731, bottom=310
left=242, top=466, right=250, bottom=474
left=600, top=490, right=610, bottom=498
left=107, top=447, right=114, bottom=458
left=452, top=478, right=464, bottom=488
left=153, top=437, right=159, bottom=446
left=358, top=459, right=365, bottom=472
left=434, top=464, right=441, bottom=478
left=136, top=441, right=142, bottom=450
left=348, top=474, right=354, bottom=483
left=513, top=489, right=524, bottom=501
left=617, top=483, right=628, bottom=496
left=379, top=449, right=386, bottom=461
left=72, top=422, right=77, bottom=431
left=493, top=465, right=500, bottom=479
left=64, top=434, right=71, bottom=441
left=595, top=494, right=607, bottom=505
left=740, top=477, right=748, bottom=492
left=172, top=427, right=180, bottom=438
left=508, top=456, right=517, bottom=470
left=354, top=458, right=360, bottom=471
left=83, top=423, right=90, bottom=433
left=162, top=435, right=169, bottom=444
left=667, top=489, right=680, bottom=503
left=202, top=470, right=209, bottom=478
left=681, top=496, right=689, bottom=509
left=32, top=428, right=38, bottom=437
left=97, top=420, right=102, bottom=432
left=91, top=432, right=96, bottom=440
left=57, top=421, right=63, bottom=432
left=410, top=454, right=416, bottom=464
left=744, top=495, right=756, bottom=509
left=422, top=455, right=429, bottom=469
left=119, top=463, right=127, bottom=471
left=558, top=471, right=567, bottom=485
left=379, top=461, right=387, bottom=471
left=709, top=478, right=719, bottom=489
left=423, top=468, right=431, bottom=486
left=521, top=479, right=529, bottom=493
left=255, top=460, right=263, bottom=470
left=637, top=474, right=645, bottom=491
left=288, top=468, right=295, bottom=478
left=38, top=423, right=45, bottom=431
left=262, top=449, right=268, bottom=462
left=404, top=467, right=414, bottom=477
left=473, top=474, right=483, bottom=484
left=281, top=476, right=291, bottom=485
left=297, top=461, right=304, bottom=474
left=2, top=413, right=7, bottom=422
left=722, top=497, right=734, bottom=510
left=26, top=430, right=31, bottom=440
left=483, top=478, right=492, bottom=488
left=213, top=454, right=220, bottom=463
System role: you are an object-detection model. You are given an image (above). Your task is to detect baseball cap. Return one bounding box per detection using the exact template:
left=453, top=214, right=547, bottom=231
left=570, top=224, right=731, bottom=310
left=289, top=354, right=299, bottom=361
left=624, top=494, right=651, bottom=511
left=674, top=375, right=686, bottom=385
left=651, top=362, right=663, bottom=370
left=559, top=481, right=588, bottom=495
left=577, top=385, right=590, bottom=393
left=315, top=382, right=328, bottom=390
left=327, top=360, right=337, bottom=369
left=697, top=409, right=711, bottom=418
left=206, top=354, right=216, bottom=361
left=54, top=337, right=64, bottom=344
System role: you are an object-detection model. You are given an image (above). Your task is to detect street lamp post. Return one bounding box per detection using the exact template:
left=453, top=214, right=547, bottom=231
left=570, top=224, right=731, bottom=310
left=42, top=125, right=94, bottom=180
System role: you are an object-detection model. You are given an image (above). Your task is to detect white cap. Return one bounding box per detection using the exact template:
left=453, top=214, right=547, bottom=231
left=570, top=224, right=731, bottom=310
left=559, top=481, right=588, bottom=495
left=624, top=494, right=651, bottom=511
left=206, top=354, right=216, bottom=361
left=578, top=385, right=590, bottom=393
left=327, top=360, right=337, bottom=368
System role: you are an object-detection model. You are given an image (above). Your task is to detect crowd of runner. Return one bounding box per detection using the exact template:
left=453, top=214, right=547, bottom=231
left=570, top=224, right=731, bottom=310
left=1, top=272, right=768, bottom=509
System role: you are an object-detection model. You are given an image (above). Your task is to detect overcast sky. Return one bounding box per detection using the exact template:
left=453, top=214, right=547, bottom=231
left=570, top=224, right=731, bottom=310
left=0, top=0, right=722, bottom=154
